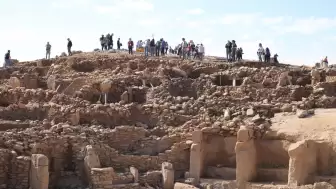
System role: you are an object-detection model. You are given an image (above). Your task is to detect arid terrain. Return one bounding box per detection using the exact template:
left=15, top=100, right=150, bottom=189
left=1, top=51, right=336, bottom=189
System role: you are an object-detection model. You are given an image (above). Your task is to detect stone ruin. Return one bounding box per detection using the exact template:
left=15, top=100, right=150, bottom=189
left=0, top=52, right=336, bottom=189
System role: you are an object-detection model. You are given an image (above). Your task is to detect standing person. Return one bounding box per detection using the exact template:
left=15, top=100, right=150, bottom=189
left=161, top=39, right=166, bottom=56
left=198, top=44, right=205, bottom=60
left=257, top=43, right=265, bottom=62
left=111, top=33, right=114, bottom=49
left=100, top=35, right=105, bottom=51
left=274, top=54, right=279, bottom=63
left=4, top=50, right=12, bottom=67
left=231, top=40, right=237, bottom=62
left=190, top=40, right=195, bottom=56
left=104, top=35, right=109, bottom=50
left=225, top=40, right=232, bottom=62
left=67, top=38, right=72, bottom=56
left=145, top=39, right=150, bottom=57
left=181, top=38, right=188, bottom=60
left=108, top=33, right=113, bottom=49
left=128, top=38, right=134, bottom=55
left=165, top=41, right=169, bottom=55
left=265, top=47, right=271, bottom=62
left=46, top=42, right=51, bottom=59
left=156, top=39, right=161, bottom=56
left=117, top=38, right=121, bottom=50
left=106, top=34, right=111, bottom=50
left=150, top=38, right=155, bottom=56
left=322, top=56, right=328, bottom=68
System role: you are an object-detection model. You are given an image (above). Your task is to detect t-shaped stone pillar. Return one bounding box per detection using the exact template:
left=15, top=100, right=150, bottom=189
left=30, top=154, right=49, bottom=189
left=235, top=126, right=257, bottom=189
left=189, top=130, right=204, bottom=184
left=288, top=140, right=317, bottom=186
left=100, top=79, right=112, bottom=104
left=162, top=162, right=174, bottom=189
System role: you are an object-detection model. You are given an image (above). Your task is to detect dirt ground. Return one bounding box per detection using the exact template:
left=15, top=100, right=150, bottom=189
left=269, top=109, right=336, bottom=143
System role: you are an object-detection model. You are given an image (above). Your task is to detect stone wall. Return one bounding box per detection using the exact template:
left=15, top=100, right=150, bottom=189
left=139, top=171, right=162, bottom=186
left=90, top=168, right=114, bottom=188
left=0, top=149, right=11, bottom=189
left=104, top=126, right=147, bottom=153
left=8, top=156, right=31, bottom=189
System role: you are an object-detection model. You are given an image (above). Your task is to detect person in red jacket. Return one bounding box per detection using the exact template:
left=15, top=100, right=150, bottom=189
left=128, top=38, right=134, bottom=55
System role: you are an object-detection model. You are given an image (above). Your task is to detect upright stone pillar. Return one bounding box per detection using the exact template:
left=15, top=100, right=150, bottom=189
left=288, top=140, right=317, bottom=186
left=235, top=126, right=257, bottom=189
left=162, top=162, right=174, bottom=189
left=30, top=154, right=49, bottom=189
left=130, top=166, right=139, bottom=183
left=189, top=130, right=204, bottom=184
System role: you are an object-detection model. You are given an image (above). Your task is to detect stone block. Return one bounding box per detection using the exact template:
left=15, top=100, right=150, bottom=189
left=288, top=140, right=317, bottom=186
left=63, top=77, right=87, bottom=96
left=192, top=130, right=203, bottom=144
left=130, top=166, right=139, bottom=183
left=84, top=145, right=101, bottom=169
left=237, top=126, right=253, bottom=142
left=162, top=162, right=174, bottom=189
left=235, top=140, right=257, bottom=188
left=30, top=154, right=49, bottom=189
left=174, top=182, right=199, bottom=189
left=100, top=79, right=112, bottom=93
left=189, top=143, right=203, bottom=184
left=9, top=77, right=21, bottom=88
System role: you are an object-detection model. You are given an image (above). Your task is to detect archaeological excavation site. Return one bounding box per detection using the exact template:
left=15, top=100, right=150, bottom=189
left=2, top=52, right=336, bottom=189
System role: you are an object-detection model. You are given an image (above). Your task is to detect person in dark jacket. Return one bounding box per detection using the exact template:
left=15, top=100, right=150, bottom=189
left=4, top=50, right=12, bottom=67
left=150, top=38, right=155, bottom=56
left=117, top=38, right=121, bottom=50
left=128, top=38, right=134, bottom=54
left=225, top=40, right=232, bottom=62
left=108, top=33, right=113, bottom=49
left=274, top=54, right=279, bottom=63
left=67, top=38, right=72, bottom=56
left=265, top=47, right=271, bottom=62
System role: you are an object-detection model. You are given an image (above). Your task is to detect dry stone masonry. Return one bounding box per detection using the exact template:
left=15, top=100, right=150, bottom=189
left=0, top=52, right=335, bottom=188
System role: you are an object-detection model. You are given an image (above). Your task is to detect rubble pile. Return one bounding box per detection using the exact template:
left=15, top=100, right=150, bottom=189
left=0, top=52, right=336, bottom=189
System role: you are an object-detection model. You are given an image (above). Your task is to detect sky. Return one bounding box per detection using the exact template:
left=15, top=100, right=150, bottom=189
left=1, top=0, right=336, bottom=65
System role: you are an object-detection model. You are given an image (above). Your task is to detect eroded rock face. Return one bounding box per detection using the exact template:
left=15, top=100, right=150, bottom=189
left=1, top=53, right=336, bottom=189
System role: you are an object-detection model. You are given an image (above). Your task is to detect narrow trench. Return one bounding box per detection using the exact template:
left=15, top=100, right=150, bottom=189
left=213, top=75, right=242, bottom=86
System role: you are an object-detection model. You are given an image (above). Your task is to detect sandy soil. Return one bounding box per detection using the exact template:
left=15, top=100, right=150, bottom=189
left=269, top=109, right=336, bottom=142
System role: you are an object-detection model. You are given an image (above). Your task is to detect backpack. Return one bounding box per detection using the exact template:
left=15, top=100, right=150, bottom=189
left=5, top=53, right=9, bottom=59
left=150, top=39, right=155, bottom=46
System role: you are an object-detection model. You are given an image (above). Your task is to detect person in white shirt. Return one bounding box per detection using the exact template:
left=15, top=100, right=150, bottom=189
left=145, top=39, right=150, bottom=57
left=257, top=43, right=265, bottom=62
left=198, top=44, right=204, bottom=54
left=194, top=44, right=204, bottom=60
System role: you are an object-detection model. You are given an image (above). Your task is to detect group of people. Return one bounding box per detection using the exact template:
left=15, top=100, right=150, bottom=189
left=132, top=38, right=169, bottom=57
left=257, top=43, right=278, bottom=63
left=225, top=40, right=243, bottom=62
left=174, top=38, right=205, bottom=60
left=44, top=38, right=73, bottom=60
left=11, top=33, right=333, bottom=67
left=99, top=33, right=114, bottom=51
